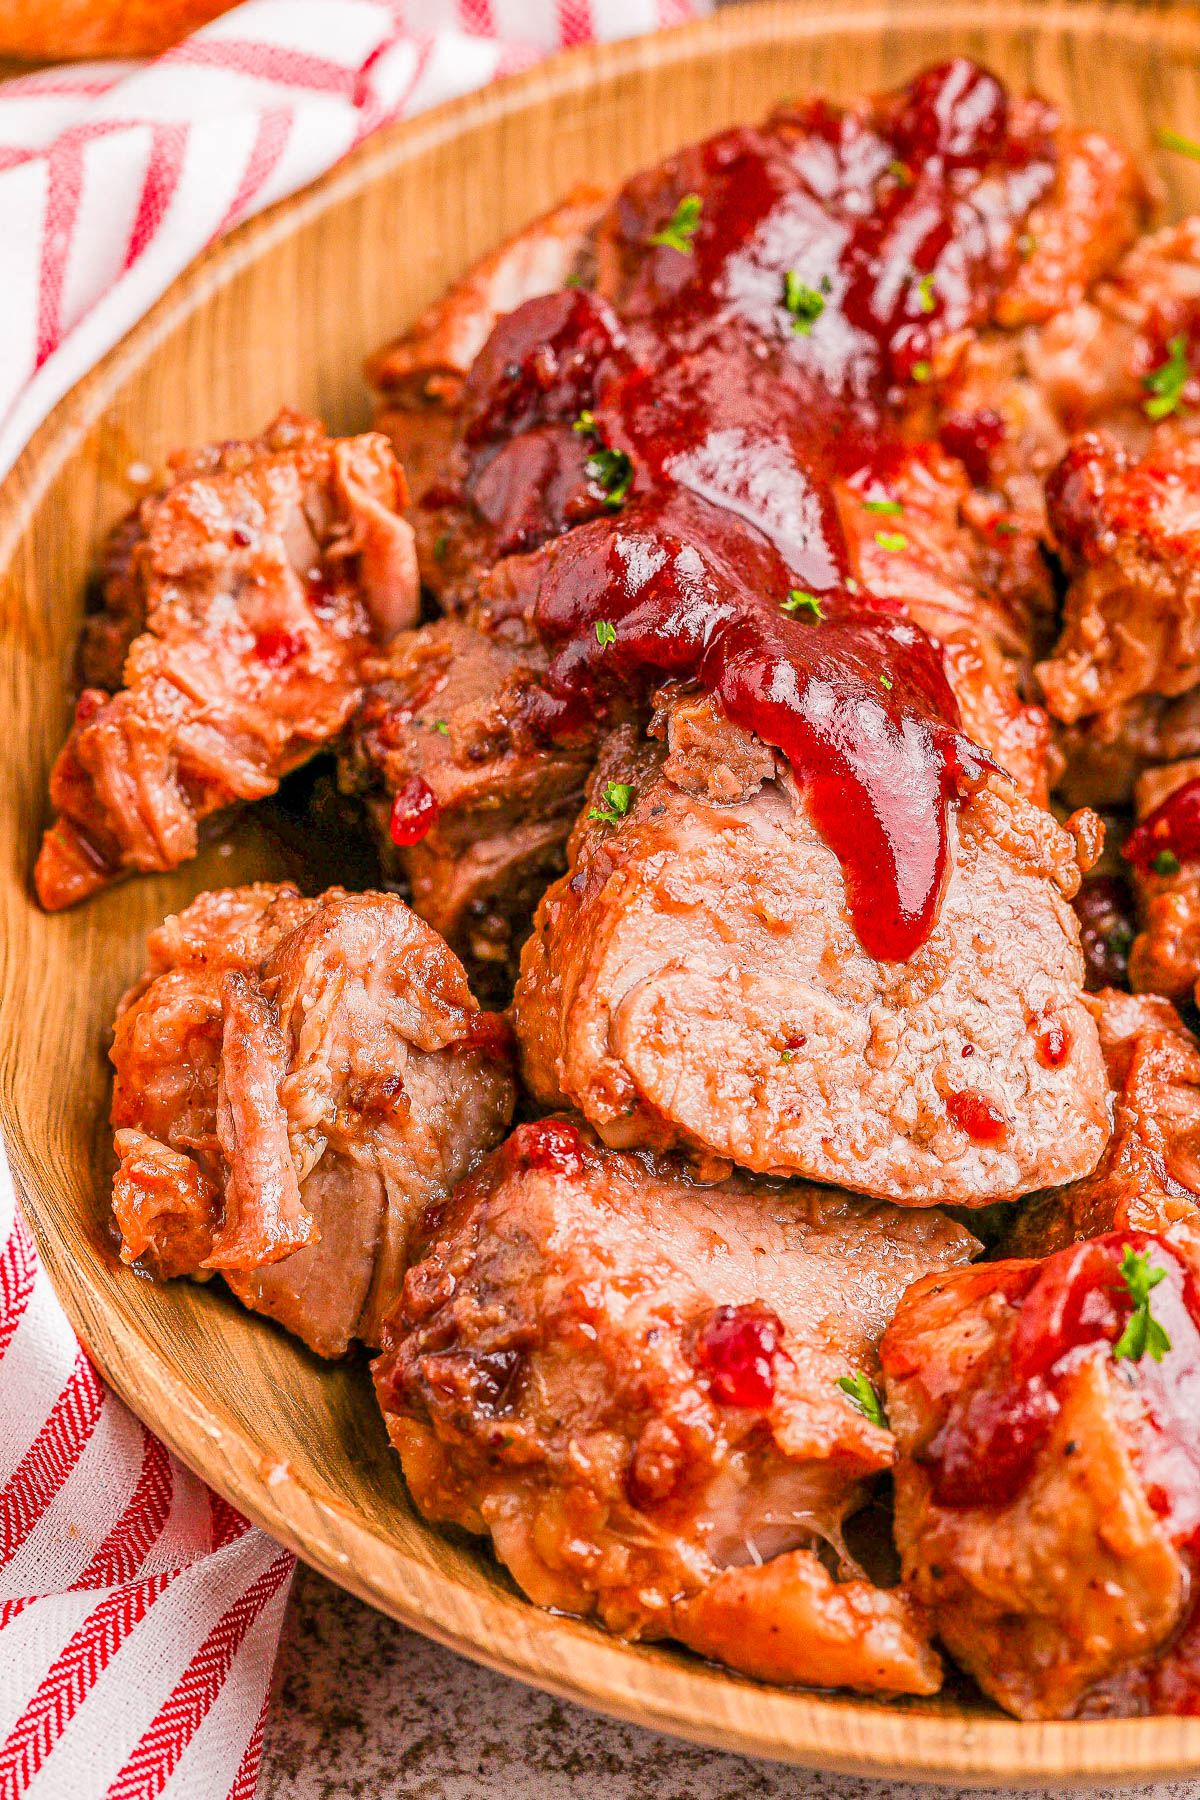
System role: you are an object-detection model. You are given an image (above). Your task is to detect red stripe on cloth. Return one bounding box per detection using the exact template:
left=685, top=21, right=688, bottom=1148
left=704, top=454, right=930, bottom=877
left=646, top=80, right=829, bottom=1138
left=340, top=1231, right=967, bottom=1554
left=208, top=1492, right=249, bottom=1553
left=123, top=122, right=187, bottom=271
left=0, top=1352, right=104, bottom=1566
left=352, top=34, right=433, bottom=146
left=457, top=0, right=497, bottom=34
left=0, top=1598, right=37, bottom=1630
left=71, top=1429, right=173, bottom=1591
left=0, top=1570, right=176, bottom=1800
left=105, top=1553, right=293, bottom=1800
left=33, top=134, right=86, bottom=366
left=0, top=147, right=35, bottom=173
left=0, top=1213, right=38, bottom=1363
left=213, top=106, right=293, bottom=237
left=164, top=38, right=359, bottom=97
left=225, top=1689, right=269, bottom=1800
left=557, top=0, right=596, bottom=47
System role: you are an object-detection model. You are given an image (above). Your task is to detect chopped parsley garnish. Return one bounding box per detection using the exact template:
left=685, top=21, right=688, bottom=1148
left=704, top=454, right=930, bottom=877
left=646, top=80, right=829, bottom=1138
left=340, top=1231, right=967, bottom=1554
left=432, top=532, right=450, bottom=561
left=845, top=576, right=860, bottom=594
left=575, top=411, right=632, bottom=507
left=879, top=673, right=894, bottom=691
left=863, top=497, right=904, bottom=516
left=874, top=530, right=908, bottom=553
left=1144, top=334, right=1191, bottom=420
left=1153, top=848, right=1182, bottom=875
left=783, top=270, right=826, bottom=334
left=432, top=719, right=449, bottom=735
left=780, top=1049, right=794, bottom=1063
left=595, top=619, right=617, bottom=649
left=649, top=192, right=702, bottom=254
left=916, top=272, right=936, bottom=314
left=1017, top=231, right=1038, bottom=258
left=589, top=780, right=635, bottom=826
left=887, top=159, right=913, bottom=187
left=563, top=273, right=584, bottom=288
left=912, top=360, right=931, bottom=384
left=837, top=1371, right=889, bottom=1429
left=1113, top=1246, right=1172, bottom=1363
left=1158, top=127, right=1200, bottom=164
left=781, top=588, right=824, bottom=619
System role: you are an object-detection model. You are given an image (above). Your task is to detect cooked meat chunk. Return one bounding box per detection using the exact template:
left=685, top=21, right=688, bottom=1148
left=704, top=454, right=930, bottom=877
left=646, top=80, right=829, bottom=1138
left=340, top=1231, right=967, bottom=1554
left=1054, top=688, right=1200, bottom=810
left=375, top=1119, right=979, bottom=1693
left=835, top=445, right=1054, bottom=803
left=36, top=411, right=418, bottom=911
left=1004, top=990, right=1200, bottom=1256
left=110, top=882, right=515, bottom=1356
left=340, top=616, right=595, bottom=1003
left=512, top=700, right=1110, bottom=1206
left=883, top=1229, right=1200, bottom=1718
left=1114, top=761, right=1200, bottom=1004
left=1038, top=432, right=1200, bottom=724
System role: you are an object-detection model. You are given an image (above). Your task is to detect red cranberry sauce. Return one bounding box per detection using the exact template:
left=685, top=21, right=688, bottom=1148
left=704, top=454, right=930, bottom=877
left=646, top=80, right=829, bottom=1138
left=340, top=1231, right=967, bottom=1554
left=945, top=1086, right=1009, bottom=1144
left=454, top=61, right=1056, bottom=962
left=695, top=1303, right=784, bottom=1410
left=922, top=1233, right=1200, bottom=1523
left=388, top=774, right=440, bottom=847
left=507, top=1117, right=589, bottom=1176
left=1123, top=777, right=1200, bottom=873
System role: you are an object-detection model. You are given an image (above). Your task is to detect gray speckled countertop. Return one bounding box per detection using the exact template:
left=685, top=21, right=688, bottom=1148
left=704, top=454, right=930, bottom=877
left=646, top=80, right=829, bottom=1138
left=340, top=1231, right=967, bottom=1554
left=257, top=1568, right=1200, bottom=1800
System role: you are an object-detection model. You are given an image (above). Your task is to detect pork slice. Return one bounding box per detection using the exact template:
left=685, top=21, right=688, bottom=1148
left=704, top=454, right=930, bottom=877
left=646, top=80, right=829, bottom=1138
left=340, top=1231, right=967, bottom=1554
left=36, top=411, right=418, bottom=911
left=882, top=1230, right=1200, bottom=1718
left=109, top=883, right=516, bottom=1356
left=1004, top=990, right=1200, bottom=1256
left=512, top=705, right=1110, bottom=1206
left=1038, top=432, right=1200, bottom=725
left=374, top=1119, right=978, bottom=1694
left=341, top=616, right=595, bottom=1004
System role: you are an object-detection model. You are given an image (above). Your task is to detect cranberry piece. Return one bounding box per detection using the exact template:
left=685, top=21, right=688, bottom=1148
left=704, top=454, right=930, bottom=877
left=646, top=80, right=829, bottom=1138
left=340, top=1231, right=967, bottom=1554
left=253, top=629, right=305, bottom=669
left=1037, top=1018, right=1070, bottom=1068
left=696, top=1303, right=783, bottom=1409
left=938, top=407, right=1005, bottom=486
left=510, top=1119, right=584, bottom=1175
left=75, top=687, right=108, bottom=726
left=1124, top=777, right=1200, bottom=871
left=946, top=1088, right=1008, bottom=1144
left=1073, top=873, right=1135, bottom=991
left=231, top=523, right=253, bottom=547
left=388, top=775, right=440, bottom=847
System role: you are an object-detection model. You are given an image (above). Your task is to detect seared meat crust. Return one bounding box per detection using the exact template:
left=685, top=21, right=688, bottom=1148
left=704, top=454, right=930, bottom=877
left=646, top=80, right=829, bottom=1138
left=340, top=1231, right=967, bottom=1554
left=37, top=411, right=418, bottom=910
left=110, top=882, right=515, bottom=1356
left=375, top=1119, right=978, bottom=1693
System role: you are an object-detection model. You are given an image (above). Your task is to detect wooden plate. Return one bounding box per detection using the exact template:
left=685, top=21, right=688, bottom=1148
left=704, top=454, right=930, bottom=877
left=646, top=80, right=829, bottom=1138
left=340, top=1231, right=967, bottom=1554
left=7, top=2, right=1200, bottom=1781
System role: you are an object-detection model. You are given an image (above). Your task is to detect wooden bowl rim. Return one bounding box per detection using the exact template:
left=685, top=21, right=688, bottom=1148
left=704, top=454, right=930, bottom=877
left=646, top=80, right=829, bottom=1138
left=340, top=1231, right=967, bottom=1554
left=8, top=1, right=1200, bottom=1779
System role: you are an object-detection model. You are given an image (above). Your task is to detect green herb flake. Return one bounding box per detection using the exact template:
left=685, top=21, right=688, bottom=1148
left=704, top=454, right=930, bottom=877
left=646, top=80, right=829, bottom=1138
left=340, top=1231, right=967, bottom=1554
left=586, top=443, right=633, bottom=507
left=916, top=272, right=936, bottom=314
left=563, top=273, right=584, bottom=288
left=1153, top=848, right=1182, bottom=876
left=912, top=360, right=932, bottom=384
left=781, top=587, right=824, bottom=619
left=845, top=576, right=860, bottom=594
left=1144, top=333, right=1192, bottom=420
left=595, top=619, right=617, bottom=649
left=1017, top=231, right=1038, bottom=258
left=863, top=497, right=904, bottom=516
left=780, top=1049, right=793, bottom=1063
left=1158, top=127, right=1200, bottom=164
left=874, top=531, right=908, bottom=553
left=431, top=719, right=449, bottom=735
left=783, top=269, right=826, bottom=335
left=589, top=780, right=635, bottom=827
left=649, top=192, right=702, bottom=254
left=887, top=159, right=913, bottom=187
left=432, top=532, right=450, bottom=561
left=1113, top=1245, right=1172, bottom=1364
left=837, top=1371, right=889, bottom=1430
left=573, top=409, right=596, bottom=435
left=879, top=673, right=894, bottom=691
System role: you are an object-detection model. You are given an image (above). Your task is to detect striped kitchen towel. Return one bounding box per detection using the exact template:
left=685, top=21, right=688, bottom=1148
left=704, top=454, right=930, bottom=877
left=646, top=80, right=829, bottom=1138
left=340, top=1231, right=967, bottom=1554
left=0, top=2, right=710, bottom=1794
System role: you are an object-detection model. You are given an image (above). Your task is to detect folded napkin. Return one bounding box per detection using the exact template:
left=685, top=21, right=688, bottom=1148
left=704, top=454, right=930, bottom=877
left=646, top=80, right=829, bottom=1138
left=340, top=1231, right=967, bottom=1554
left=0, top=3, right=708, bottom=1794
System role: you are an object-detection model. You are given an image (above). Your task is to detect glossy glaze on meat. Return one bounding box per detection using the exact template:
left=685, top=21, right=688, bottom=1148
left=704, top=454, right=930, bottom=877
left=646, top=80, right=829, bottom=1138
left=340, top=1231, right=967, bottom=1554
left=110, top=883, right=515, bottom=1355
left=374, top=1119, right=977, bottom=1693
left=36, top=411, right=418, bottom=910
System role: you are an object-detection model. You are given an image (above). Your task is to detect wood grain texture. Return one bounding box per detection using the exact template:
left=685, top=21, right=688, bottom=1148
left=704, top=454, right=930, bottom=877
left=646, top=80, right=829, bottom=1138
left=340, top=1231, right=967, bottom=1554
left=5, top=2, right=1200, bottom=1781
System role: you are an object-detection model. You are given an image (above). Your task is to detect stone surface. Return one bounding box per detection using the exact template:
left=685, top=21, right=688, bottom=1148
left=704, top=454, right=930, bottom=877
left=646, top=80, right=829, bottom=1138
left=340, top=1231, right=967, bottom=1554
left=257, top=1567, right=1200, bottom=1800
